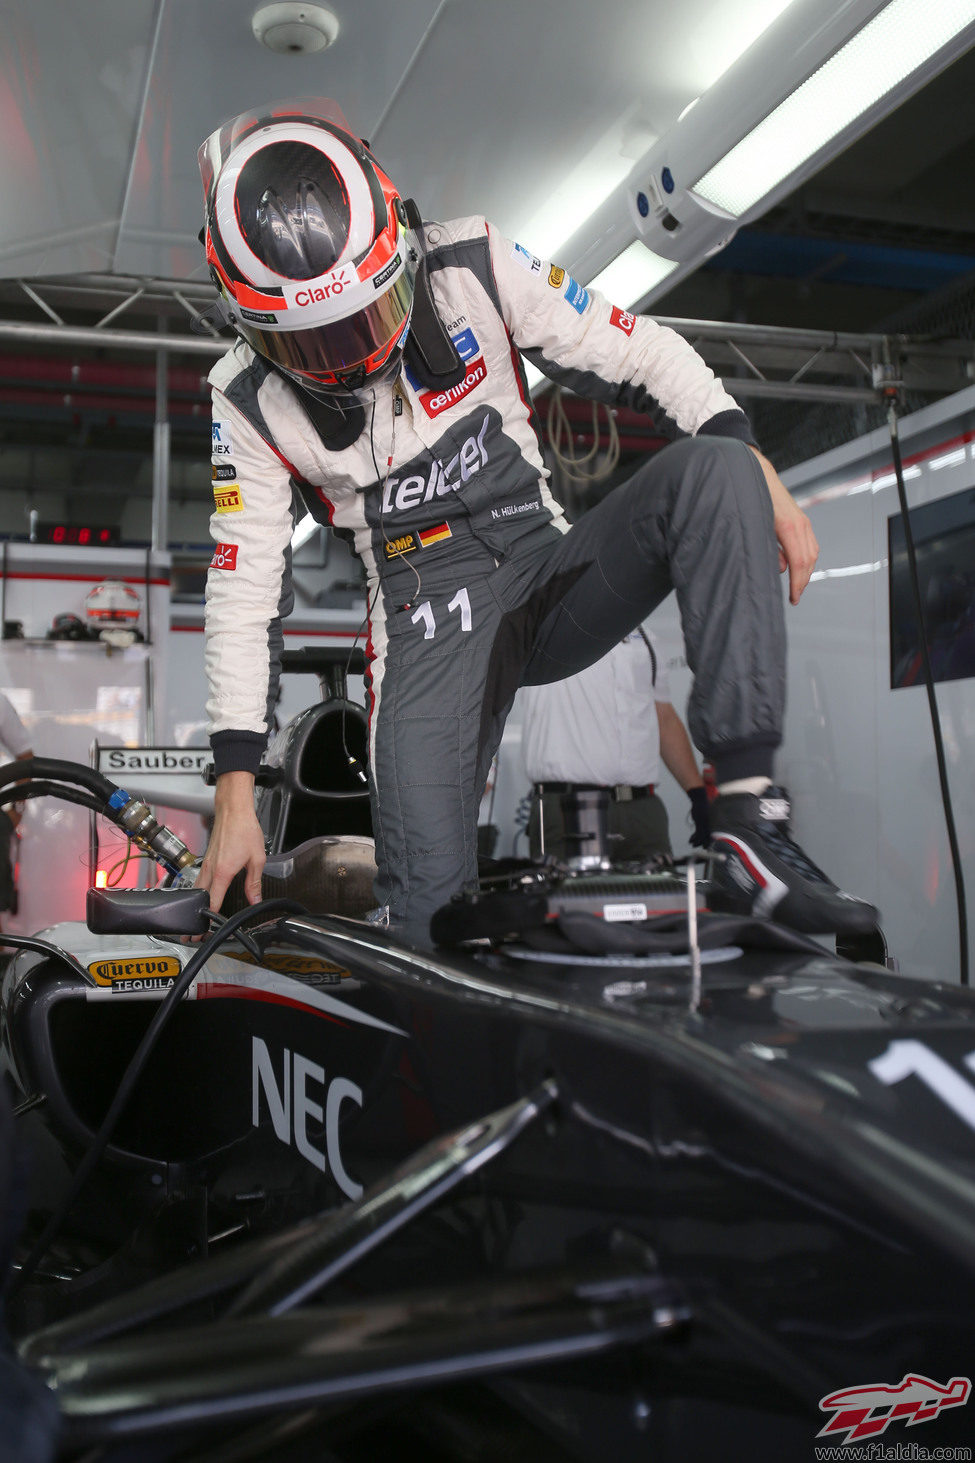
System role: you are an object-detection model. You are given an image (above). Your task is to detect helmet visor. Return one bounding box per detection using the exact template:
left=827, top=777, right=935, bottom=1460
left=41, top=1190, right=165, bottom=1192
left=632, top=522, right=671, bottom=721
left=237, top=269, right=413, bottom=378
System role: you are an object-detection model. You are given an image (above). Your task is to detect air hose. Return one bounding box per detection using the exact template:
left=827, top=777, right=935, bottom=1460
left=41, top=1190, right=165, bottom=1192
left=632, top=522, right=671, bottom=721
left=0, top=756, right=197, bottom=878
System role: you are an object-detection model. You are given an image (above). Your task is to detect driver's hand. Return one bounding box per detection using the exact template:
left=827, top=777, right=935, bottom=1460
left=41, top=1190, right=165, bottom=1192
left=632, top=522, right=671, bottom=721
left=748, top=446, right=819, bottom=605
left=195, top=770, right=265, bottom=916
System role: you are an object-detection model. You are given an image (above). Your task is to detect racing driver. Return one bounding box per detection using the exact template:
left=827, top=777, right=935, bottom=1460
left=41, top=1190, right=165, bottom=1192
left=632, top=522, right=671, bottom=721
left=194, top=96, right=880, bottom=947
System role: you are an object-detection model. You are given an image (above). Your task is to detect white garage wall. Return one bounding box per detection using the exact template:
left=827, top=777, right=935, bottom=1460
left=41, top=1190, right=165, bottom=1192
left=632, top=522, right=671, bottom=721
left=645, top=387, right=975, bottom=982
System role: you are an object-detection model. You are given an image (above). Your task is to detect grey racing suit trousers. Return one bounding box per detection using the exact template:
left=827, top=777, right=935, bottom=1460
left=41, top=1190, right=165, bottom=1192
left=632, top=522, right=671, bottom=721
left=368, top=435, right=785, bottom=944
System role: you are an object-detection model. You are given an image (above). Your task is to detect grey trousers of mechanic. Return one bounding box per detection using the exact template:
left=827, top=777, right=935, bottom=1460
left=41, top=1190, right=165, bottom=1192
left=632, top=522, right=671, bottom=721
left=368, top=436, right=785, bottom=944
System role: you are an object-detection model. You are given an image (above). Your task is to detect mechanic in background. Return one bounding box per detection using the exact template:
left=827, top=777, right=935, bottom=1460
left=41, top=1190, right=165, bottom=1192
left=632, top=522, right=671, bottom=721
left=0, top=691, right=32, bottom=937
left=520, top=628, right=710, bottom=863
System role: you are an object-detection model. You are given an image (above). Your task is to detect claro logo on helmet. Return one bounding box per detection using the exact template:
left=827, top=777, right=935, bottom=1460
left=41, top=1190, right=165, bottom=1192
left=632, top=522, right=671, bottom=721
left=282, top=264, right=354, bottom=310
left=381, top=413, right=492, bottom=514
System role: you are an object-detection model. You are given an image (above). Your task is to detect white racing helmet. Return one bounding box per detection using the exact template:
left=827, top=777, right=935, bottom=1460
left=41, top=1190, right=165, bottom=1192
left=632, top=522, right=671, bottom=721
left=199, top=97, right=418, bottom=396
left=85, top=580, right=143, bottom=646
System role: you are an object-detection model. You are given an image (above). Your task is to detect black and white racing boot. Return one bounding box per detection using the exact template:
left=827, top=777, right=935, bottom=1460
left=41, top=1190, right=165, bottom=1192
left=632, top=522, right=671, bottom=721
left=708, top=789, right=879, bottom=936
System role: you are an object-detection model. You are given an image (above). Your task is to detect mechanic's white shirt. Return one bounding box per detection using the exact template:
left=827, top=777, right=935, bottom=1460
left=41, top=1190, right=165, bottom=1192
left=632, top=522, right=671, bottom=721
left=520, top=630, right=670, bottom=787
left=0, top=692, right=30, bottom=762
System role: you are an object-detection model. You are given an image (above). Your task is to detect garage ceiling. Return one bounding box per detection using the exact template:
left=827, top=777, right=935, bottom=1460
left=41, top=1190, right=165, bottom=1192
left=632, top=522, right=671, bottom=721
left=1, top=0, right=975, bottom=526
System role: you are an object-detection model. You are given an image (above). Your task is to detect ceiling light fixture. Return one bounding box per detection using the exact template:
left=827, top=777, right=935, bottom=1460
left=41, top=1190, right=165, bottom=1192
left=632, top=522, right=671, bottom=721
left=589, top=243, right=677, bottom=307
left=693, top=0, right=975, bottom=218
left=251, top=3, right=340, bottom=55
left=554, top=0, right=975, bottom=318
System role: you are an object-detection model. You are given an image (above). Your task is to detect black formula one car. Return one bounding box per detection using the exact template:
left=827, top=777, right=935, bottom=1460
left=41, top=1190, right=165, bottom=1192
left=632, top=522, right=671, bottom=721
left=2, top=650, right=974, bottom=1462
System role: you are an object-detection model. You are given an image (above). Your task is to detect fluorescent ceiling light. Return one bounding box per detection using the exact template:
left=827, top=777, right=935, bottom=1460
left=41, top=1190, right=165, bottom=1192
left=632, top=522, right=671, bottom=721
left=588, top=242, right=677, bottom=307
left=291, top=514, right=320, bottom=551
left=694, top=0, right=975, bottom=218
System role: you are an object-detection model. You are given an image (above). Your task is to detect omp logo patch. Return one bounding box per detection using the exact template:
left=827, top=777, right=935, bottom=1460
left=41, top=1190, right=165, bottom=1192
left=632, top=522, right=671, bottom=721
left=417, top=522, right=452, bottom=548
left=383, top=533, right=417, bottom=560
left=212, top=421, right=234, bottom=455
left=212, top=464, right=237, bottom=481
left=381, top=413, right=491, bottom=514
left=89, top=956, right=182, bottom=988
left=610, top=305, right=636, bottom=335
left=548, top=265, right=565, bottom=288
left=417, top=356, right=487, bottom=419
left=214, top=486, right=243, bottom=513
left=210, top=543, right=238, bottom=570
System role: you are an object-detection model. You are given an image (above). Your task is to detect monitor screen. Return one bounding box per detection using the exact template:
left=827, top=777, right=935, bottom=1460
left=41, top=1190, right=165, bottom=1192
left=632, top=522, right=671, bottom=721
left=888, top=485, right=975, bottom=689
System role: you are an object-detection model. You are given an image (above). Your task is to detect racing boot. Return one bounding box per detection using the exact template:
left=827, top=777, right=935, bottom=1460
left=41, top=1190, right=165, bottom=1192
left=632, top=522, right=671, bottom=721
left=707, top=789, right=880, bottom=935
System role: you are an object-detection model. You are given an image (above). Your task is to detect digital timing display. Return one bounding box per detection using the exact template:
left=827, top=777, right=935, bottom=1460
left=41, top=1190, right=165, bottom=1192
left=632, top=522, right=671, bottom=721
left=37, top=523, right=120, bottom=546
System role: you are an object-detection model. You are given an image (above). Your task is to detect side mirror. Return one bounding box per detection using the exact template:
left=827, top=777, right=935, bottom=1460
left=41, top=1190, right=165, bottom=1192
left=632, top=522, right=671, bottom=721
left=86, top=887, right=210, bottom=937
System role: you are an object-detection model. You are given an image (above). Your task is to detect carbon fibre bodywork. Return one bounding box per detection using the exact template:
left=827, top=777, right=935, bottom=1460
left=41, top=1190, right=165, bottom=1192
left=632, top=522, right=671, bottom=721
left=3, top=900, right=975, bottom=1460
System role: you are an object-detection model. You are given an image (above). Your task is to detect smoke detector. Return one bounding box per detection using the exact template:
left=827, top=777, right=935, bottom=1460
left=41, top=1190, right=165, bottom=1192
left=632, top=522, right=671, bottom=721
left=251, top=3, right=340, bottom=54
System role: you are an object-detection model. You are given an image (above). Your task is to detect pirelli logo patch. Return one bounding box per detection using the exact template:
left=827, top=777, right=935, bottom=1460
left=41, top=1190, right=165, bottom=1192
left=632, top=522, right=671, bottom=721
left=384, top=533, right=417, bottom=559
left=214, top=486, right=243, bottom=513
left=417, top=522, right=452, bottom=548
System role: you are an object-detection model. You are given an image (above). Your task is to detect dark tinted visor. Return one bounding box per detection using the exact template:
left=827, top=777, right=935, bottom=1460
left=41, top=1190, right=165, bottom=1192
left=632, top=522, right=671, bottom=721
left=237, top=270, right=413, bottom=375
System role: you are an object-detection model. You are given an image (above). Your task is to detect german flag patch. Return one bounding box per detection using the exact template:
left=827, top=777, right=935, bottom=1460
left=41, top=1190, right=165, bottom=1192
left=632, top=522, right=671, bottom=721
left=417, top=522, right=452, bottom=549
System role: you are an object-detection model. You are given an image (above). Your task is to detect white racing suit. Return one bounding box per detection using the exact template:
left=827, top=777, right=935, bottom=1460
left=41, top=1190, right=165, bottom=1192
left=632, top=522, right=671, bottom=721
left=205, top=215, right=785, bottom=943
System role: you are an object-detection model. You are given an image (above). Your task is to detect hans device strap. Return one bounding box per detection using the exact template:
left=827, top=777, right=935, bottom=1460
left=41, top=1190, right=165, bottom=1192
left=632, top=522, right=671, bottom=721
left=402, top=265, right=466, bottom=392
